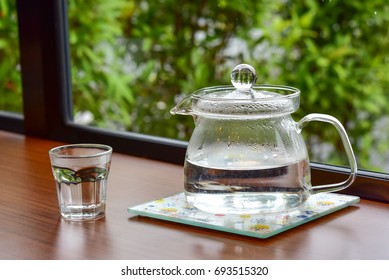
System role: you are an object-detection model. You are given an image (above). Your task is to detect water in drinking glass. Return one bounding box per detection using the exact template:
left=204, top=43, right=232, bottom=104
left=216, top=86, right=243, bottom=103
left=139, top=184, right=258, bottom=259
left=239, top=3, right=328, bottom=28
left=52, top=166, right=109, bottom=220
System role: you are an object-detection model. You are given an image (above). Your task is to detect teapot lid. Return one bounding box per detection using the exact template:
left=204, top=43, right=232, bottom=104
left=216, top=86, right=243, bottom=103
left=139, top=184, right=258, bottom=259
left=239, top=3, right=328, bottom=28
left=172, top=64, right=300, bottom=118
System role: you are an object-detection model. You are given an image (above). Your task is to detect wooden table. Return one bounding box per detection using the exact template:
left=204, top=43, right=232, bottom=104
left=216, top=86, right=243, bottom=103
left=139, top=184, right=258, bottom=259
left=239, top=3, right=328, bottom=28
left=0, top=130, right=388, bottom=260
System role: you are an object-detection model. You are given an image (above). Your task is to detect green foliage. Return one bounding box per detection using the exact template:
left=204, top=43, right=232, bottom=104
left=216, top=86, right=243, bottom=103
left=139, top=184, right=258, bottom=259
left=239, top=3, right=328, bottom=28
left=1, top=0, right=388, bottom=172
left=67, top=0, right=135, bottom=130
left=0, top=0, right=22, bottom=113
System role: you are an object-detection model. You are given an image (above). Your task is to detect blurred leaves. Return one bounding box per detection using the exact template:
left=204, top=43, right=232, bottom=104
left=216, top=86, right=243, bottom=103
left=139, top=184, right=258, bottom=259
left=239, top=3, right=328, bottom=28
left=0, top=0, right=22, bottom=113
left=1, top=0, right=388, bottom=172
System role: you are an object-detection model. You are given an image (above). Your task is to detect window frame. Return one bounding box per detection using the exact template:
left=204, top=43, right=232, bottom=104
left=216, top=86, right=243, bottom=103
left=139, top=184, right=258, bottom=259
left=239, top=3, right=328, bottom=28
left=3, top=0, right=387, bottom=203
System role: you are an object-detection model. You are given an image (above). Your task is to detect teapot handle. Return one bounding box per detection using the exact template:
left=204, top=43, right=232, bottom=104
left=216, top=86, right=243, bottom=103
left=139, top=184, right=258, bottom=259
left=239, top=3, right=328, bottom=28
left=297, top=113, right=357, bottom=194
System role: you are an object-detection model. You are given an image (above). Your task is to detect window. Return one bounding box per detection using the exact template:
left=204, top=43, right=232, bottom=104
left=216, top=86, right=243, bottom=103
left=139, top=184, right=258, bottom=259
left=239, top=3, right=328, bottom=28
left=10, top=0, right=389, bottom=203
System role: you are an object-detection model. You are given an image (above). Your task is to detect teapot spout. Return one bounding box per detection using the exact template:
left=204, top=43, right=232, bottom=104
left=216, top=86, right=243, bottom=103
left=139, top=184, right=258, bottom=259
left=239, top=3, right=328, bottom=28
left=170, top=95, right=193, bottom=116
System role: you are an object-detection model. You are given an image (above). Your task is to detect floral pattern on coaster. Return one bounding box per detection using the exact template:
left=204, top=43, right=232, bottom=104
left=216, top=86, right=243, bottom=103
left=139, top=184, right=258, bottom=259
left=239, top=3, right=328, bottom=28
left=128, top=192, right=359, bottom=238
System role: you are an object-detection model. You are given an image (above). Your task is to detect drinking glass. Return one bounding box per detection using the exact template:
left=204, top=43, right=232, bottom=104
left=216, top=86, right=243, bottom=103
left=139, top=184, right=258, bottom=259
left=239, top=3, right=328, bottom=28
left=49, top=144, right=112, bottom=221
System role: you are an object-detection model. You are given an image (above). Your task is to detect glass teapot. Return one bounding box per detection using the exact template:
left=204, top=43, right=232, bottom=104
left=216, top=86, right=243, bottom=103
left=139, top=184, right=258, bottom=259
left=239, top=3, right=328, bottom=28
left=171, top=64, right=357, bottom=214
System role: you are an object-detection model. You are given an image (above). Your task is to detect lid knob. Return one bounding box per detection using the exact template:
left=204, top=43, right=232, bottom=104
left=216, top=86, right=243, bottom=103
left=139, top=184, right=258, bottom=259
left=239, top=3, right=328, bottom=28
left=230, top=63, right=257, bottom=92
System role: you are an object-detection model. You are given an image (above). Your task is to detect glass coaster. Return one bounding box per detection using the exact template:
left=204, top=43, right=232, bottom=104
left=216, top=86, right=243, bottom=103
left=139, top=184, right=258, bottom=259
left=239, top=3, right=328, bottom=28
left=128, top=193, right=359, bottom=239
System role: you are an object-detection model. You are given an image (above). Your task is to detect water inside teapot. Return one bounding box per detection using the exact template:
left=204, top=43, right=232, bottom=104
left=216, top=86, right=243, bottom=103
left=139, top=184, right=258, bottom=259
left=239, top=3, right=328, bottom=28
left=184, top=149, right=311, bottom=214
